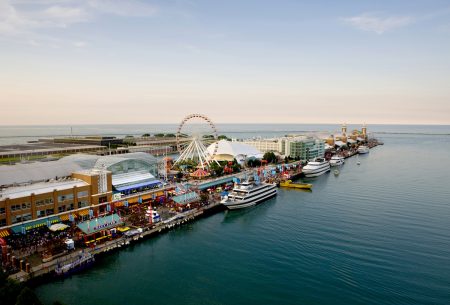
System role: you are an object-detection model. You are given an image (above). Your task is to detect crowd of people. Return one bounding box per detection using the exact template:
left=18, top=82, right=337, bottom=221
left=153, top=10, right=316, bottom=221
left=6, top=228, right=70, bottom=258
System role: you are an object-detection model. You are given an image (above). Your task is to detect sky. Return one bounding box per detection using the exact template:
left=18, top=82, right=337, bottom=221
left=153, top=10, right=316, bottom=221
left=0, top=0, right=450, bottom=125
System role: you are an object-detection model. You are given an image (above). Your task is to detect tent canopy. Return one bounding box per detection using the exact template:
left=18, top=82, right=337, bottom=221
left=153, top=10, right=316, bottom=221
left=190, top=169, right=210, bottom=178
left=49, top=223, right=69, bottom=231
left=77, top=214, right=123, bottom=235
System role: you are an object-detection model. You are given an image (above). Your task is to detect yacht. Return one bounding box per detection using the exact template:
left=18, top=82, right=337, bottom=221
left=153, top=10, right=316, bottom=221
left=302, top=158, right=330, bottom=177
left=357, top=145, right=370, bottom=154
left=329, top=155, right=345, bottom=166
left=221, top=180, right=277, bottom=210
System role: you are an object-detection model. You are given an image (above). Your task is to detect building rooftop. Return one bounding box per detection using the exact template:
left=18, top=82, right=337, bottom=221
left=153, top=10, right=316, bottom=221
left=0, top=142, right=105, bottom=155
left=0, top=152, right=158, bottom=187
left=0, top=179, right=89, bottom=200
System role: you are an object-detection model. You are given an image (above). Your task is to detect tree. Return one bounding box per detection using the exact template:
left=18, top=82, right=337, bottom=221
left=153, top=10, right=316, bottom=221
left=142, top=133, right=150, bottom=137
left=164, top=133, right=176, bottom=138
left=263, top=152, right=277, bottom=163
left=218, top=135, right=230, bottom=141
left=15, top=287, right=43, bottom=305
left=154, top=133, right=165, bottom=138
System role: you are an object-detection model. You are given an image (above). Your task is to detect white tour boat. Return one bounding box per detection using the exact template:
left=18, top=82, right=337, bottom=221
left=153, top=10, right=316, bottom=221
left=329, top=155, right=345, bottom=166
left=357, top=145, right=370, bottom=154
left=221, top=180, right=277, bottom=210
left=302, top=158, right=331, bottom=177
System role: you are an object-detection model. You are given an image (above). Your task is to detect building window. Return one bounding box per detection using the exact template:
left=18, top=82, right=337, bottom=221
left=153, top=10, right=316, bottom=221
left=0, top=207, right=5, bottom=214
left=58, top=194, right=74, bottom=202
left=0, top=219, right=6, bottom=226
left=77, top=191, right=89, bottom=198
left=78, top=200, right=89, bottom=208
left=45, top=198, right=54, bottom=204
left=58, top=206, right=66, bottom=213
left=37, top=210, right=45, bottom=218
left=22, top=213, right=32, bottom=221
left=68, top=203, right=74, bottom=211
left=21, top=202, right=31, bottom=210
left=99, top=196, right=108, bottom=203
left=35, top=199, right=44, bottom=206
left=46, top=209, right=54, bottom=216
left=11, top=215, right=21, bottom=224
left=10, top=204, right=21, bottom=211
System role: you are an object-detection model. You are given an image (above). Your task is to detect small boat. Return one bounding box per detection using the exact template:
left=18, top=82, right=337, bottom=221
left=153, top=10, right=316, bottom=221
left=55, top=252, right=95, bottom=277
left=334, top=169, right=340, bottom=175
left=357, top=160, right=361, bottom=165
left=329, top=155, right=345, bottom=166
left=279, top=180, right=313, bottom=190
left=357, top=145, right=370, bottom=154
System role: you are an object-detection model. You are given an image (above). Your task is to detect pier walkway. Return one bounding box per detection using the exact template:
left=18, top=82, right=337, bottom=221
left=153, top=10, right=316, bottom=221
left=9, top=201, right=223, bottom=282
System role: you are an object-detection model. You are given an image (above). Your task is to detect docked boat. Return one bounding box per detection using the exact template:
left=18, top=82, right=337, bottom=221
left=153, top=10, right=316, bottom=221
left=279, top=180, right=312, bottom=190
left=55, top=252, right=95, bottom=277
left=329, top=155, right=345, bottom=166
left=302, top=158, right=330, bottom=177
left=221, top=180, right=277, bottom=210
left=357, top=145, right=370, bottom=154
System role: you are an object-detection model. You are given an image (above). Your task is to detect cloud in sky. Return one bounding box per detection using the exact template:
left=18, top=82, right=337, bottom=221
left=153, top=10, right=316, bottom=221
left=342, top=13, right=414, bottom=34
left=0, top=0, right=157, bottom=37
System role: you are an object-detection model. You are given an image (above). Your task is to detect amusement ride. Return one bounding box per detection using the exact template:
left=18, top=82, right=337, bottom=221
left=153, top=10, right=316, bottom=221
left=173, top=113, right=219, bottom=171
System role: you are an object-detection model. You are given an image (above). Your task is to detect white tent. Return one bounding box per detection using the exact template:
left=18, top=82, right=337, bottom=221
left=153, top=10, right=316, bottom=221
left=206, top=140, right=263, bottom=163
left=49, top=223, right=69, bottom=231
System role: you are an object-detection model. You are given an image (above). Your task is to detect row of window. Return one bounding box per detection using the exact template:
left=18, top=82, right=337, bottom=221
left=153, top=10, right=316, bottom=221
left=58, top=191, right=89, bottom=202
left=36, top=209, right=55, bottom=218
left=10, top=202, right=31, bottom=211
left=11, top=213, right=32, bottom=224
left=35, top=198, right=54, bottom=206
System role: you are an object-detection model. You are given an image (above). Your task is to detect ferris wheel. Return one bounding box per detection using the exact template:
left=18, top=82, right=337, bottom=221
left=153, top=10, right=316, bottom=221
left=174, top=114, right=219, bottom=170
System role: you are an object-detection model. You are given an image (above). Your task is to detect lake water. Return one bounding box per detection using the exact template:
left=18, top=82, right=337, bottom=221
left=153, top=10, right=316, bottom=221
left=2, top=124, right=449, bottom=305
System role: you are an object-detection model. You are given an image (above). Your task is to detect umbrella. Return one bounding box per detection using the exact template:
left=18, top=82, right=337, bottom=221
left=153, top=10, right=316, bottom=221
left=49, top=223, right=69, bottom=232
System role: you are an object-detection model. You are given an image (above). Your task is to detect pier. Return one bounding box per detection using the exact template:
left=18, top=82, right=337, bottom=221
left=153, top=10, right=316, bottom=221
left=8, top=201, right=224, bottom=283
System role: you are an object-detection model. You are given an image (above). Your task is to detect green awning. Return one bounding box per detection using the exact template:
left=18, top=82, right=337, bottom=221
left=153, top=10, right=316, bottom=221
left=77, top=214, right=123, bottom=235
left=173, top=192, right=199, bottom=204
left=197, top=177, right=234, bottom=190
left=11, top=216, right=61, bottom=234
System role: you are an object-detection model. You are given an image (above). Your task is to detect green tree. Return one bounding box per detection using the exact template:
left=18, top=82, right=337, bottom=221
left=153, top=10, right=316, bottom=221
left=15, top=287, right=43, bottom=305
left=218, top=135, right=230, bottom=141
left=263, top=152, right=277, bottom=163
left=164, top=133, right=176, bottom=138
left=142, top=133, right=150, bottom=137
left=154, top=133, right=165, bottom=137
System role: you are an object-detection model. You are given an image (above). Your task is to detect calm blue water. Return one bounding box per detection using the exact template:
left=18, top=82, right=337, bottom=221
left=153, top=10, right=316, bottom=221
left=1, top=124, right=449, bottom=145
left=9, top=125, right=450, bottom=305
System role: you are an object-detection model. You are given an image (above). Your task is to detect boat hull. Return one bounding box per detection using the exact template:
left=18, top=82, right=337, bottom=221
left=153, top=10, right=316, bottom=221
left=223, top=188, right=277, bottom=210
left=279, top=182, right=312, bottom=189
left=303, top=166, right=330, bottom=177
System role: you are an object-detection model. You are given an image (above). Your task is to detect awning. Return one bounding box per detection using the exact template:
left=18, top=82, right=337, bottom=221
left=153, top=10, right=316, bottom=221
left=60, top=213, right=77, bottom=221
left=0, top=229, right=10, bottom=238
left=112, top=171, right=156, bottom=186
left=78, top=209, right=90, bottom=216
left=115, top=180, right=161, bottom=192
left=77, top=214, right=123, bottom=235
left=11, top=216, right=60, bottom=234
left=347, top=139, right=357, bottom=144
left=172, top=192, right=199, bottom=204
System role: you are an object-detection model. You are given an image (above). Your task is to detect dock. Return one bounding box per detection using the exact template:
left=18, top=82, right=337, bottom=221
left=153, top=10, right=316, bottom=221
left=8, top=201, right=224, bottom=283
